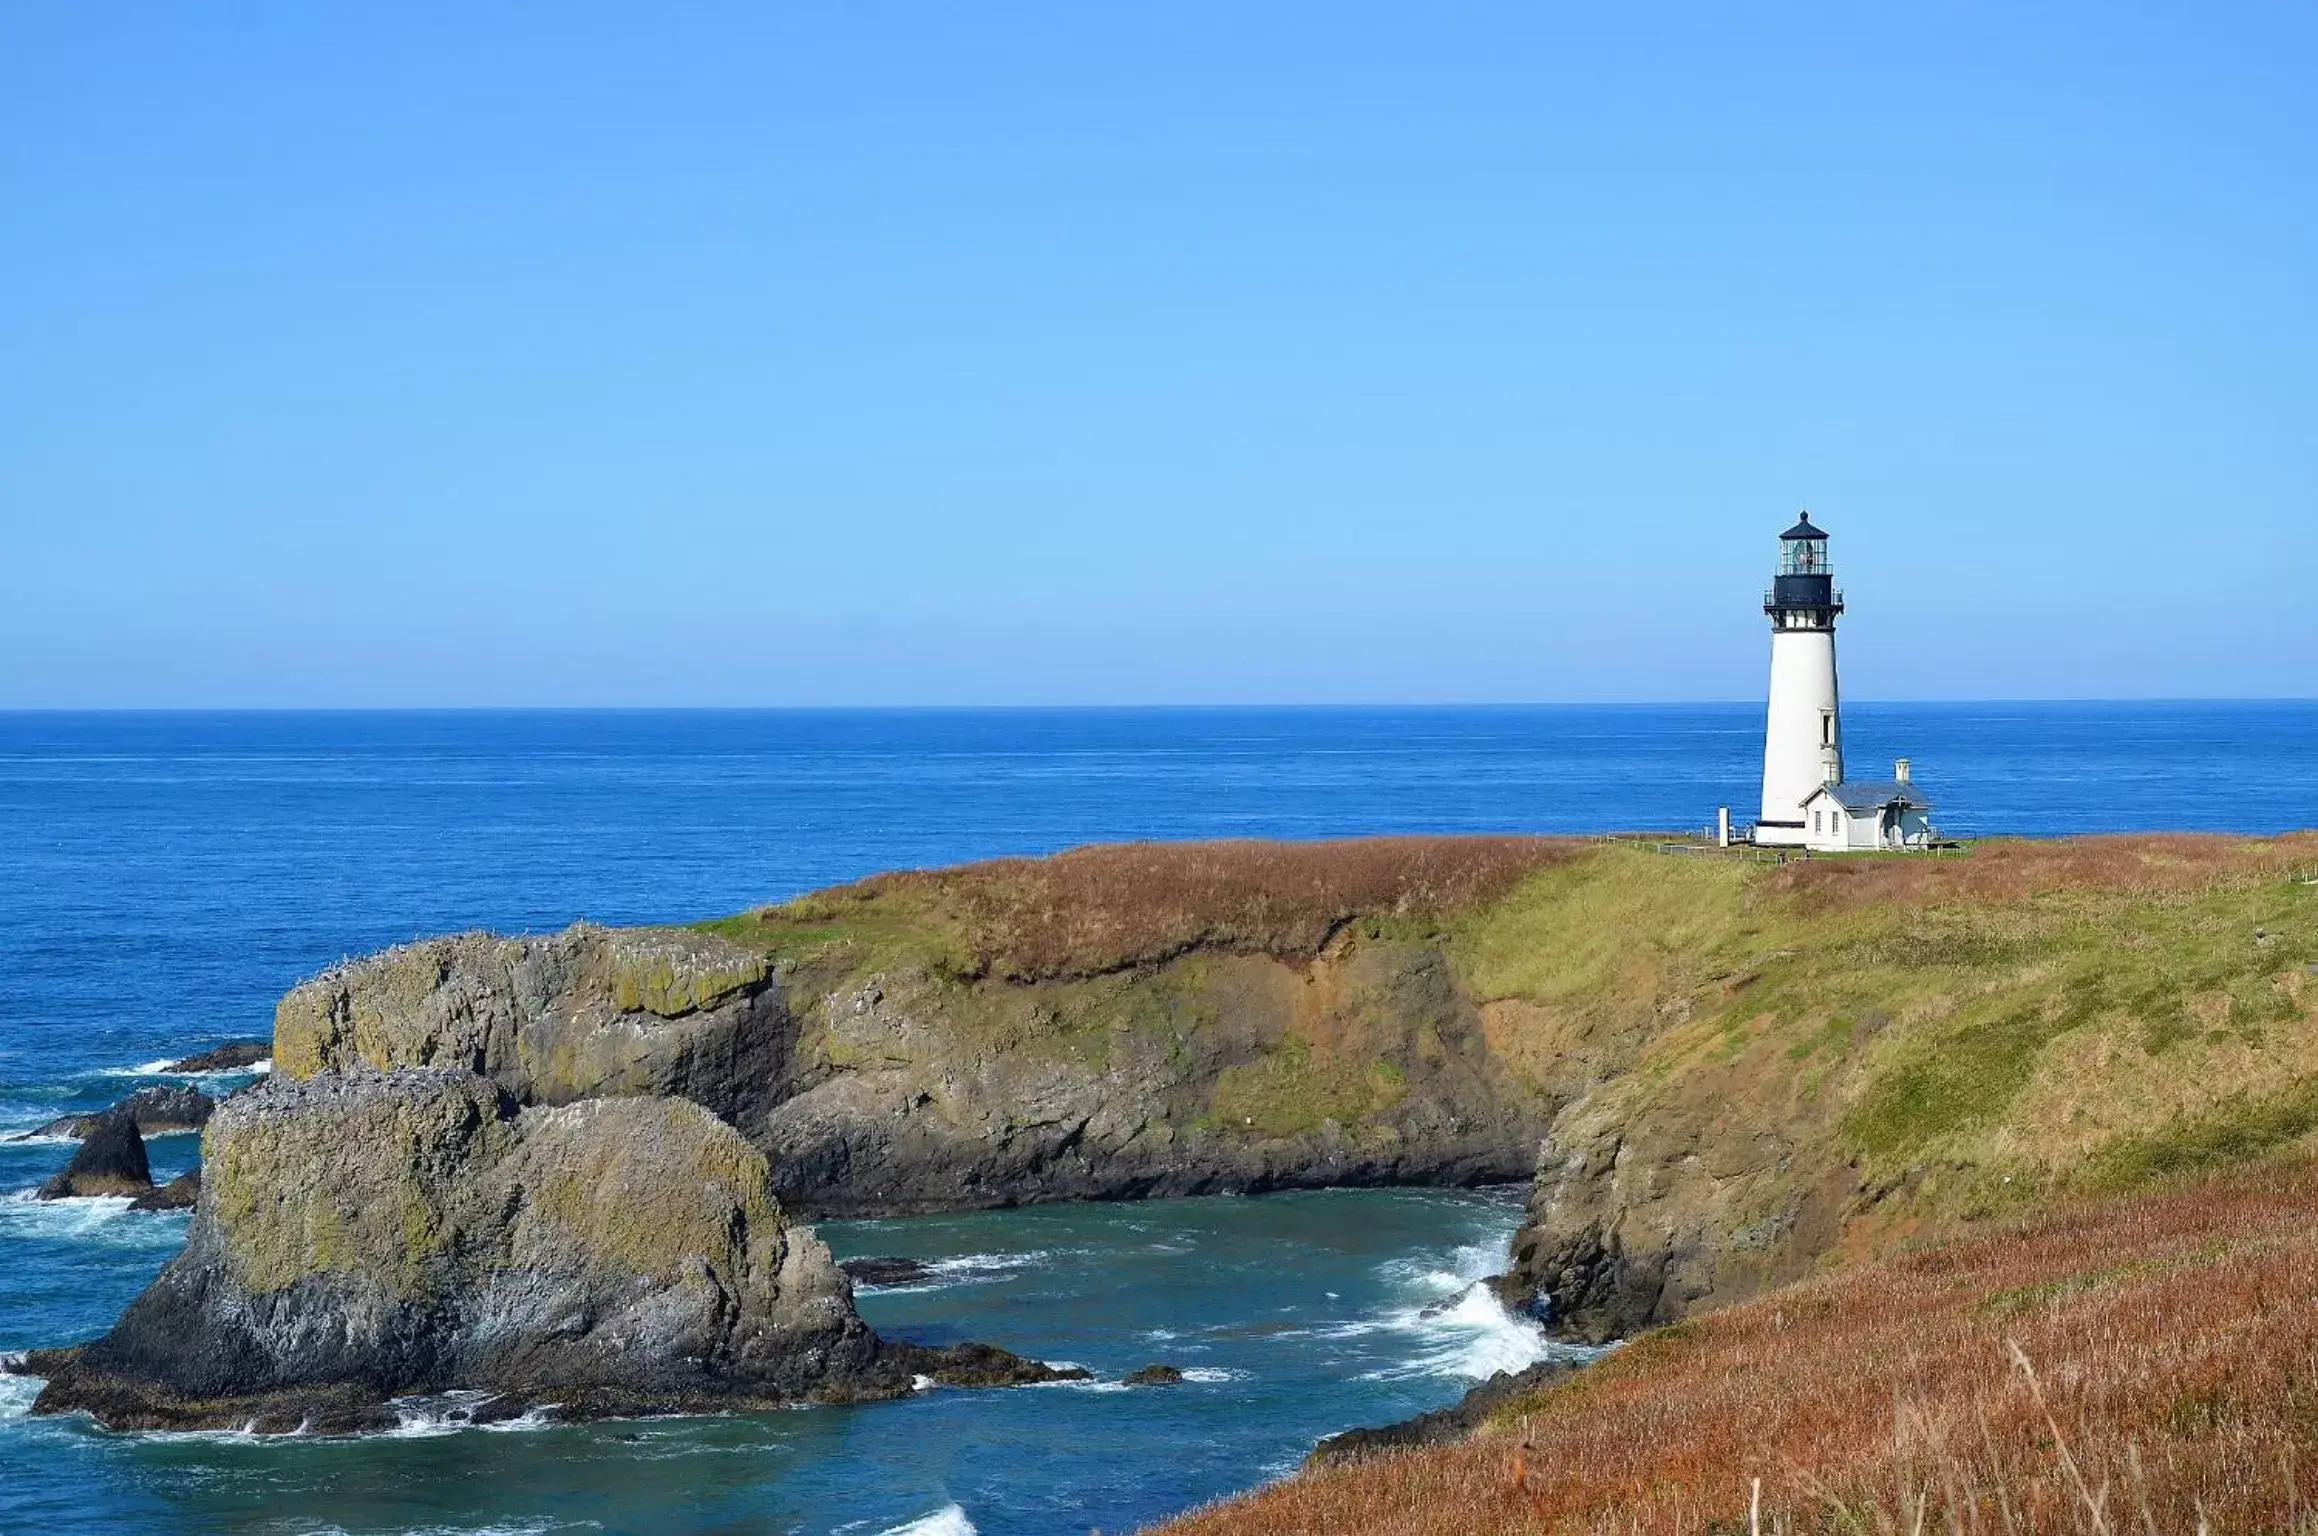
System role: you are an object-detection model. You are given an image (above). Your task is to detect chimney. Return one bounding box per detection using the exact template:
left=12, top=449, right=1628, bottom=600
left=1895, top=758, right=1912, bottom=784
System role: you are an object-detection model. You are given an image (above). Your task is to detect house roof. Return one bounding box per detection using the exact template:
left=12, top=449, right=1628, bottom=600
left=1803, top=779, right=1935, bottom=813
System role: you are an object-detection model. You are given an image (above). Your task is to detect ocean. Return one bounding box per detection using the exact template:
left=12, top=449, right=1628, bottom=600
left=1, top=703, right=2311, bottom=1535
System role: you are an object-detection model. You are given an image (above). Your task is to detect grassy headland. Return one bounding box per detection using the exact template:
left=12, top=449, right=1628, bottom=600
left=694, top=833, right=2318, bottom=1274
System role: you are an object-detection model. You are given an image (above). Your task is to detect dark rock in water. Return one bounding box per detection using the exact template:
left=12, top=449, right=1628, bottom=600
left=1307, top=1358, right=1582, bottom=1467
left=31, top=1086, right=213, bottom=1141
left=886, top=1340, right=1088, bottom=1390
left=127, top=1169, right=201, bottom=1212
left=24, top=1068, right=1074, bottom=1432
left=36, top=1112, right=153, bottom=1200
left=840, top=1256, right=935, bottom=1287
left=1123, top=1363, right=1184, bottom=1386
left=162, top=1041, right=271, bottom=1075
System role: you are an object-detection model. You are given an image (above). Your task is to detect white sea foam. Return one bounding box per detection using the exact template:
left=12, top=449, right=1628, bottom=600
left=0, top=1357, right=45, bottom=1420
left=397, top=1527, right=571, bottom=1536
left=102, top=1059, right=186, bottom=1078
left=1178, top=1366, right=1246, bottom=1384
left=877, top=1505, right=975, bottom=1536
left=1352, top=1236, right=1583, bottom=1383
left=387, top=1392, right=561, bottom=1438
left=5, top=1120, right=193, bottom=1143
left=0, top=1189, right=142, bottom=1240
left=100, top=1056, right=271, bottom=1080
left=857, top=1250, right=1046, bottom=1293
left=1362, top=1280, right=1558, bottom=1382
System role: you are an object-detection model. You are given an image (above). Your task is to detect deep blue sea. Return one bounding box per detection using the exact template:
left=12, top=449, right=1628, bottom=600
left=1, top=704, right=2312, bottom=1536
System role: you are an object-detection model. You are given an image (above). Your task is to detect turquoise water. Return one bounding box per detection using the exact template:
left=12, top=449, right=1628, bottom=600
left=2, top=704, right=2312, bottom=1534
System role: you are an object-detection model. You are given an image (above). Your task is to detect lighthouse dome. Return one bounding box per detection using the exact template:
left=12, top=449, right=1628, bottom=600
left=1780, top=512, right=1828, bottom=541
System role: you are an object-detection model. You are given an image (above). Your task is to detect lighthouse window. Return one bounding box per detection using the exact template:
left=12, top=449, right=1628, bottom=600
left=1820, top=713, right=1834, bottom=747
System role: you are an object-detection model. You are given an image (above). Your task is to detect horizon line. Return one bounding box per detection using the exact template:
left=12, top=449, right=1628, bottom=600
left=4, top=697, right=2316, bottom=716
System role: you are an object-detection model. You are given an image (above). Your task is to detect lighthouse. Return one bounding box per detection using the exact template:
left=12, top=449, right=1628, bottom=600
left=1755, top=512, right=1844, bottom=847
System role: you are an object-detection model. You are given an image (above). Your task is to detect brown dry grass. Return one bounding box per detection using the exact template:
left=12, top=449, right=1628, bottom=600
left=1153, top=1155, right=2318, bottom=1535
left=1771, top=832, right=2318, bottom=912
left=781, top=836, right=1582, bottom=980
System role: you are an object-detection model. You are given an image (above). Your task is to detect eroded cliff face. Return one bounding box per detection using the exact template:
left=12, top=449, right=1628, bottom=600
left=275, top=924, right=1559, bottom=1217
left=274, top=925, right=789, bottom=1123
left=757, top=936, right=1554, bottom=1215
left=24, top=1069, right=1066, bottom=1431
left=267, top=840, right=1595, bottom=1217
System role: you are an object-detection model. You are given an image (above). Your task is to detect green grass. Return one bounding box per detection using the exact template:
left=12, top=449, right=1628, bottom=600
left=2085, top=1079, right=2318, bottom=1191
left=1207, top=1039, right=1408, bottom=1139
left=1842, top=1006, right=2069, bottom=1160
left=692, top=895, right=973, bottom=984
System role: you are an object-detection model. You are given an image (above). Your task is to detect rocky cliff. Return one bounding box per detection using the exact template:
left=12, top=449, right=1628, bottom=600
left=274, top=839, right=1588, bottom=1215
left=275, top=924, right=786, bottom=1120
left=23, top=1069, right=1070, bottom=1431
left=260, top=833, right=2318, bottom=1343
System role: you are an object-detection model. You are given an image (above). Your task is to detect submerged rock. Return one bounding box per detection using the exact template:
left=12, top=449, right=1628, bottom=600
left=272, top=924, right=785, bottom=1126
left=162, top=1041, right=271, bottom=1074
left=36, top=1112, right=152, bottom=1199
left=23, top=1069, right=1071, bottom=1431
left=1123, top=1363, right=1184, bottom=1386
left=839, top=1257, right=935, bottom=1287
left=30, top=1086, right=213, bottom=1141
left=126, top=1169, right=201, bottom=1212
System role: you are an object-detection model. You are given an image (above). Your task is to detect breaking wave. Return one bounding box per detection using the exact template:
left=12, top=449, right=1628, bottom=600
left=852, top=1251, right=1049, bottom=1293
left=102, top=1057, right=271, bottom=1080
left=0, top=1359, right=42, bottom=1421
left=387, top=1392, right=562, bottom=1438
left=876, top=1505, right=975, bottom=1536
left=1356, top=1237, right=1572, bottom=1382
left=0, top=1190, right=185, bottom=1250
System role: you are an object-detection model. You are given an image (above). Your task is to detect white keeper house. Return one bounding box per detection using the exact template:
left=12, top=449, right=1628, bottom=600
left=1750, top=512, right=1937, bottom=852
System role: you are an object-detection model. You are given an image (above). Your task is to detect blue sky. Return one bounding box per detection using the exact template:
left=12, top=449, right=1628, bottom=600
left=4, top=4, right=2312, bottom=707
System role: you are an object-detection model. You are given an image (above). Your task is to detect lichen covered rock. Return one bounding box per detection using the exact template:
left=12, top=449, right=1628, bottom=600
left=271, top=925, right=786, bottom=1124
left=23, top=1069, right=1070, bottom=1431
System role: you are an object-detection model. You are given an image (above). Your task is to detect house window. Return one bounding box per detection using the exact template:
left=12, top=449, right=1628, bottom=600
left=1812, top=810, right=1822, bottom=835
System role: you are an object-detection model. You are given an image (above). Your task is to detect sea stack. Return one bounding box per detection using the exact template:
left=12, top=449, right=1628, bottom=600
left=20, top=1068, right=1078, bottom=1431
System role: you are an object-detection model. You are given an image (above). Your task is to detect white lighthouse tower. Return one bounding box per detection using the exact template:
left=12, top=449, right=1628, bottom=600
left=1755, top=512, right=1844, bottom=847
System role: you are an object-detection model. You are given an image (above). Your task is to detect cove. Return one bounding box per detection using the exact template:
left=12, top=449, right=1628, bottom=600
left=0, top=1185, right=1573, bottom=1536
